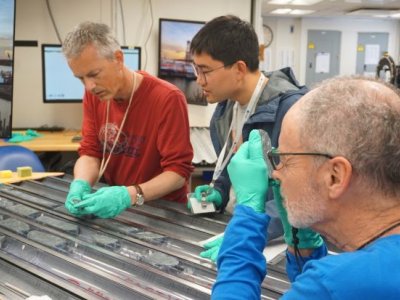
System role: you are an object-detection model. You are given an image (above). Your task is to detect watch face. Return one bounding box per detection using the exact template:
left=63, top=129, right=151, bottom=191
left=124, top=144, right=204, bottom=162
left=136, top=194, right=145, bottom=205
left=263, top=24, right=273, bottom=48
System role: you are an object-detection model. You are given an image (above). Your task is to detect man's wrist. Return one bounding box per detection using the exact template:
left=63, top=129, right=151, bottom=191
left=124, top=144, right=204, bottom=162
left=129, top=184, right=145, bottom=206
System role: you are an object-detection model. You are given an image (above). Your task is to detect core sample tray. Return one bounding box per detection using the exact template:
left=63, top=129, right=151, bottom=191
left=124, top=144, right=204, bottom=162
left=0, top=175, right=291, bottom=299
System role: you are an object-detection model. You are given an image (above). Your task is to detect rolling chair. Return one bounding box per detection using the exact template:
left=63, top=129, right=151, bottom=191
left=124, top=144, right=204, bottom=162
left=0, top=145, right=45, bottom=172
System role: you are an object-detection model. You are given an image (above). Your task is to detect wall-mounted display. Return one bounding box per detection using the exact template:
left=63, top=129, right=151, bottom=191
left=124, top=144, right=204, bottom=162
left=158, top=18, right=206, bottom=106
left=0, top=0, right=16, bottom=138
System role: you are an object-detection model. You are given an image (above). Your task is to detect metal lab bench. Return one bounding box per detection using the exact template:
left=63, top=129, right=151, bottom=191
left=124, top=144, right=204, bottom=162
left=0, top=175, right=290, bottom=299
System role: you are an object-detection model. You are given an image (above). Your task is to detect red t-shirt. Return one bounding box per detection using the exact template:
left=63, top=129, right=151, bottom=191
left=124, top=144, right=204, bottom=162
left=78, top=71, right=194, bottom=202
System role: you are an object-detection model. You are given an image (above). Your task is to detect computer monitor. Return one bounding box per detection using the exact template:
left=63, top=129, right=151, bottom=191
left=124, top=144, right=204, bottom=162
left=0, top=0, right=16, bottom=138
left=41, top=44, right=141, bottom=103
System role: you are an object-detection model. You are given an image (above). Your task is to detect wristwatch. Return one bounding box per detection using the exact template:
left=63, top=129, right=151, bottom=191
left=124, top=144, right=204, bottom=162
left=133, top=184, right=145, bottom=206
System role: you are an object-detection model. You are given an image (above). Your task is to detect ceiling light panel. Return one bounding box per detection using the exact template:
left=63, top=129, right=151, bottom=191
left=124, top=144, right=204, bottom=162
left=271, top=8, right=293, bottom=14
left=268, top=0, right=323, bottom=5
left=268, top=0, right=292, bottom=4
left=290, top=9, right=315, bottom=14
left=291, top=0, right=323, bottom=5
left=347, top=8, right=400, bottom=16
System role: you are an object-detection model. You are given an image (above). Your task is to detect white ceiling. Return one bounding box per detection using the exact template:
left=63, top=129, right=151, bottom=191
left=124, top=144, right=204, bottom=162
left=262, top=0, right=400, bottom=18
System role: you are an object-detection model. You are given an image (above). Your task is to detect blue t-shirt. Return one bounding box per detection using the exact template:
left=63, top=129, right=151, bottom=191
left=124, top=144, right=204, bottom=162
left=213, top=204, right=400, bottom=300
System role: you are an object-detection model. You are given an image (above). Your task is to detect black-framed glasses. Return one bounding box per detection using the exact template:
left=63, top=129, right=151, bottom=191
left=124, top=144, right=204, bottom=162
left=267, top=148, right=333, bottom=170
left=192, top=62, right=234, bottom=84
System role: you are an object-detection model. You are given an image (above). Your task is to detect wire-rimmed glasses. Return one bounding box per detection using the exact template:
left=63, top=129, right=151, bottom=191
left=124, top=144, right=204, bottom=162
left=191, top=62, right=234, bottom=84
left=267, top=148, right=333, bottom=170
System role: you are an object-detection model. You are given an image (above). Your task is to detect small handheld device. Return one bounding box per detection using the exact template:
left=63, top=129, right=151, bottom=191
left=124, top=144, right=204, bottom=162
left=188, top=193, right=216, bottom=214
left=258, top=129, right=273, bottom=178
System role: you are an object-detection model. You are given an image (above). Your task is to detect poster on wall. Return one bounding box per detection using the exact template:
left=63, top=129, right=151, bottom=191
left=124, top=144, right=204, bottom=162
left=315, top=52, right=330, bottom=74
left=158, top=18, right=207, bottom=106
left=364, top=44, right=380, bottom=65
left=0, top=0, right=15, bottom=138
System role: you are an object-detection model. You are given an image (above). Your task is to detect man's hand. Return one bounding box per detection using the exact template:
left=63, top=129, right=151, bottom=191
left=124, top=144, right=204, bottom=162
left=74, top=186, right=132, bottom=219
left=200, top=235, right=224, bottom=262
left=227, top=130, right=269, bottom=213
left=187, top=185, right=222, bottom=210
left=65, top=179, right=91, bottom=216
left=272, top=182, right=323, bottom=249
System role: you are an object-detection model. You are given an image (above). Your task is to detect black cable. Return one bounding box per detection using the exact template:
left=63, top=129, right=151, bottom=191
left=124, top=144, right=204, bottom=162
left=292, top=227, right=304, bottom=273
left=45, top=0, right=62, bottom=44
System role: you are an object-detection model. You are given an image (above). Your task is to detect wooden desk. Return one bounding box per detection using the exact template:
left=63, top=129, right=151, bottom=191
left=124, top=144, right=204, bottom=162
left=0, top=130, right=81, bottom=152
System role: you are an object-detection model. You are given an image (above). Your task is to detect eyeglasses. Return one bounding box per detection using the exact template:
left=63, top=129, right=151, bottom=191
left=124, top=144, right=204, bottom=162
left=192, top=62, right=233, bottom=84
left=267, top=148, right=333, bottom=170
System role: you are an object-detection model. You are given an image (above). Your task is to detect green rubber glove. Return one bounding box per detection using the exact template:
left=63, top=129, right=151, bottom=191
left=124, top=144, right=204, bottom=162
left=227, top=130, right=268, bottom=213
left=8, top=132, right=35, bottom=143
left=200, top=235, right=224, bottom=262
left=25, top=129, right=42, bottom=137
left=271, top=181, right=323, bottom=249
left=65, top=179, right=91, bottom=216
left=74, top=186, right=132, bottom=219
left=187, top=185, right=222, bottom=210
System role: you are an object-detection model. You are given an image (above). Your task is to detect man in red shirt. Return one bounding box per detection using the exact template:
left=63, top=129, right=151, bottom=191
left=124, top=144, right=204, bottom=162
left=62, top=21, right=193, bottom=218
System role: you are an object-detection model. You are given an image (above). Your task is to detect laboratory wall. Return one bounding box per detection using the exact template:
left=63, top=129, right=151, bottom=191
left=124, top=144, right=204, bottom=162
left=263, top=16, right=400, bottom=85
left=13, top=0, right=251, bottom=129
left=14, top=0, right=400, bottom=130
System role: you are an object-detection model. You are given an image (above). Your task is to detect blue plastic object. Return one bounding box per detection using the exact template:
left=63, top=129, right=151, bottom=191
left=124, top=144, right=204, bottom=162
left=0, top=145, right=45, bottom=172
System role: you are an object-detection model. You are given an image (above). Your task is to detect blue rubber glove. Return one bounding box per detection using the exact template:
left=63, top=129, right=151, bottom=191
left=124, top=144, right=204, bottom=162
left=65, top=179, right=91, bottom=216
left=271, top=181, right=323, bottom=249
left=187, top=185, right=222, bottom=210
left=74, top=186, right=132, bottom=219
left=200, top=235, right=224, bottom=262
left=227, top=130, right=269, bottom=214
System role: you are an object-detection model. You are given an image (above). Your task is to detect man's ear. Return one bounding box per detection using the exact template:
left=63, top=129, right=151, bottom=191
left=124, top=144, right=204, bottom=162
left=325, top=156, right=352, bottom=199
left=114, top=49, right=124, bottom=65
left=235, top=60, right=247, bottom=75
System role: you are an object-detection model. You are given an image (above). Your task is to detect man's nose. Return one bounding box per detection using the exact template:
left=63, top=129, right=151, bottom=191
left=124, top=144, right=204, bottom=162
left=271, top=170, right=279, bottom=181
left=196, top=74, right=206, bottom=86
left=83, top=78, right=96, bottom=91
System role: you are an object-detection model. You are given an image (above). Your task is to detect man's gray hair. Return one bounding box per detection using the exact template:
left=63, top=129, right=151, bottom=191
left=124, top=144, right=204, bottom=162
left=298, top=76, right=400, bottom=197
left=62, top=21, right=120, bottom=59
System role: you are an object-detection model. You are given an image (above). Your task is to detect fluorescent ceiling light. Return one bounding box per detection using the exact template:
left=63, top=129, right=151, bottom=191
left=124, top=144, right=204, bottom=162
left=271, top=8, right=293, bottom=14
left=291, top=0, right=323, bottom=4
left=268, top=0, right=292, bottom=4
left=270, top=8, right=314, bottom=15
left=269, top=0, right=322, bottom=5
left=347, top=9, right=399, bottom=16
left=290, top=9, right=315, bottom=15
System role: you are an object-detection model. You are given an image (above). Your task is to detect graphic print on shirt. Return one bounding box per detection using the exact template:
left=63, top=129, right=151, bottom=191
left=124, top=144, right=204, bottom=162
left=99, top=122, right=145, bottom=158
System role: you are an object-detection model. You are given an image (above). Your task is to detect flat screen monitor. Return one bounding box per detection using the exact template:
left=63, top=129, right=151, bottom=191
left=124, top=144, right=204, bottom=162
left=158, top=18, right=206, bottom=106
left=41, top=44, right=141, bottom=103
left=0, top=0, right=16, bottom=138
